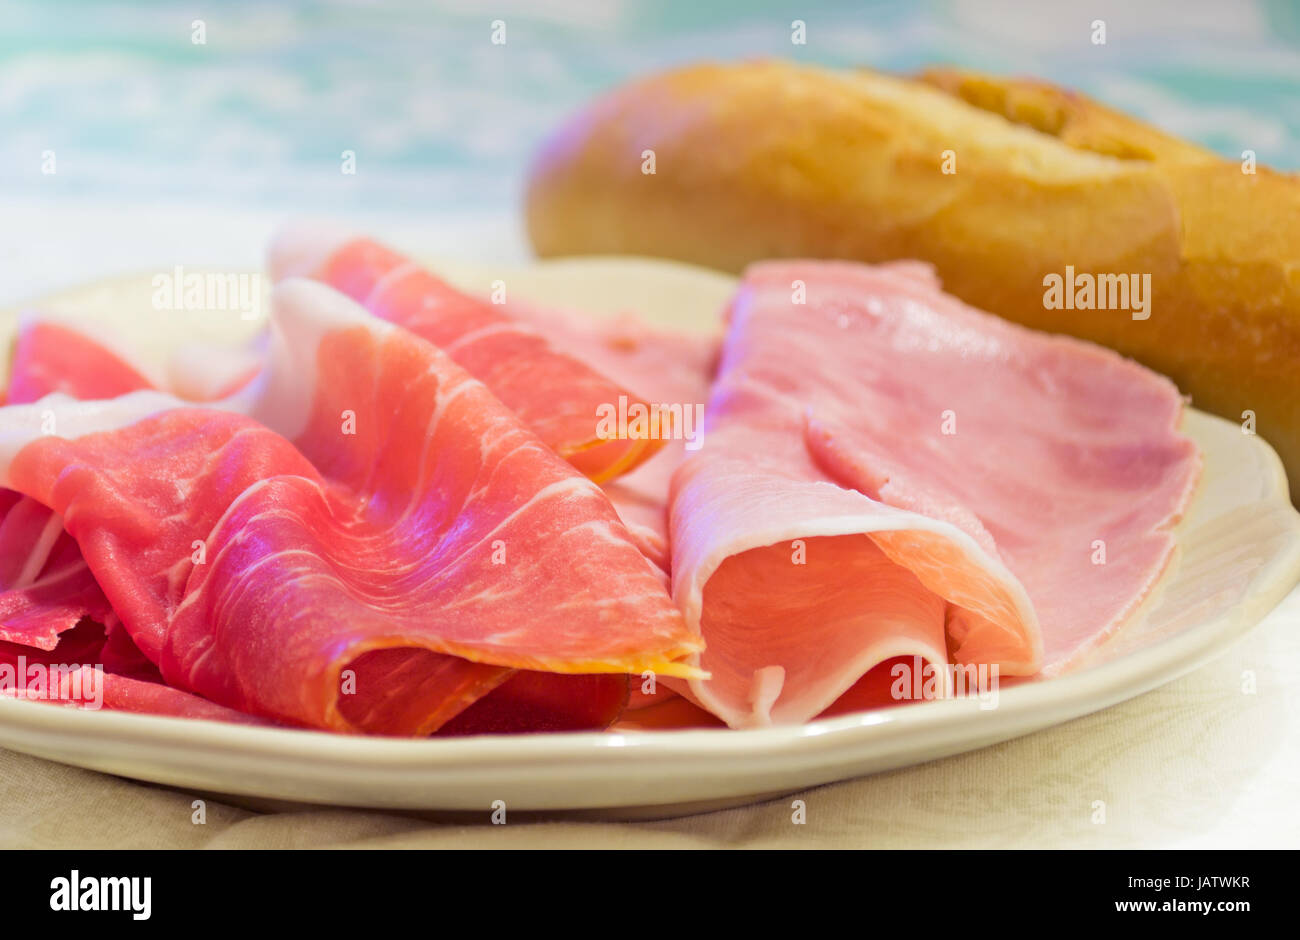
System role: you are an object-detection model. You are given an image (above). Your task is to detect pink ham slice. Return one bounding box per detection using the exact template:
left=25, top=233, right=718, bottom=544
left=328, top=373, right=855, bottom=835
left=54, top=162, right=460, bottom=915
left=269, top=227, right=666, bottom=483
left=0, top=280, right=700, bottom=734
left=671, top=260, right=1200, bottom=728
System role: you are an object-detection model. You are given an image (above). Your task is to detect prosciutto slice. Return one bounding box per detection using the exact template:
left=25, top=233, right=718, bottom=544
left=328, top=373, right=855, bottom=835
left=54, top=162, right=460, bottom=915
left=0, top=279, right=698, bottom=734
left=1, top=324, right=134, bottom=653
left=3, top=308, right=637, bottom=731
left=1, top=619, right=270, bottom=724
left=7, top=320, right=154, bottom=405
left=2, top=315, right=238, bottom=664
left=671, top=261, right=1200, bottom=727
left=0, top=488, right=113, bottom=650
left=7, top=314, right=258, bottom=405
left=505, top=301, right=720, bottom=571
left=0, top=323, right=233, bottom=720
left=269, top=227, right=665, bottom=482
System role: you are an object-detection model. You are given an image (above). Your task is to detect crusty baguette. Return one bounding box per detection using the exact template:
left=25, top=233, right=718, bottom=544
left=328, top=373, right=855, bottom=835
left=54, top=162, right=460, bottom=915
left=526, top=61, right=1300, bottom=492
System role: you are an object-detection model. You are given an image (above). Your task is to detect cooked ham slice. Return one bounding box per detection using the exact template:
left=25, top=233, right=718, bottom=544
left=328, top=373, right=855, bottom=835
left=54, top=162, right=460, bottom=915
left=0, top=280, right=699, bottom=734
left=670, top=261, right=1200, bottom=727
left=269, top=227, right=666, bottom=482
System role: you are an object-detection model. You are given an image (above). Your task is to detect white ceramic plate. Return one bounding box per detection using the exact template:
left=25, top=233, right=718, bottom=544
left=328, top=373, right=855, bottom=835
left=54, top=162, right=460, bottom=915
left=1, top=257, right=1298, bottom=814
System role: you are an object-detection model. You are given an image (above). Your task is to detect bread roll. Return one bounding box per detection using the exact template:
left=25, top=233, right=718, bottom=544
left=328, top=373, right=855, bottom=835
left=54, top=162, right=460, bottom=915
left=526, top=61, right=1300, bottom=491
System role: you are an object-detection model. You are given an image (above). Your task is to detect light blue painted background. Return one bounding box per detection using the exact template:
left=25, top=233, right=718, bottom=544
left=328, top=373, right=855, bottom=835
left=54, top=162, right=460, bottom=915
left=3, top=0, right=1297, bottom=218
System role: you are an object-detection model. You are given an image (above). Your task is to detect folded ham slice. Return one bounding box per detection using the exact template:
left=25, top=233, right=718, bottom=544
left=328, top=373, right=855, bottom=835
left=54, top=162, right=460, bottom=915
left=1, top=304, right=653, bottom=732
left=269, top=227, right=666, bottom=483
left=2, top=327, right=146, bottom=660
left=2, top=314, right=255, bottom=674
left=671, top=261, right=1200, bottom=727
left=0, top=280, right=700, bottom=733
left=0, top=325, right=227, bottom=720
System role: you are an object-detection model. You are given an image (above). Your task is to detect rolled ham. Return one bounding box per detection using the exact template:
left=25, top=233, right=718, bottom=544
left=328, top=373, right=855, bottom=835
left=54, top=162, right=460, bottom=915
left=669, top=261, right=1200, bottom=727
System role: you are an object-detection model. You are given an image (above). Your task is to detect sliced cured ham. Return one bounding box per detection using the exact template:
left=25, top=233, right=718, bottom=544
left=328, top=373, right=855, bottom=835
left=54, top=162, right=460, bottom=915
left=239, top=281, right=698, bottom=672
left=1, top=319, right=285, bottom=722
left=670, top=260, right=1200, bottom=727
left=7, top=314, right=258, bottom=405
left=0, top=488, right=113, bottom=650
left=0, top=244, right=1206, bottom=738
left=1, top=338, right=225, bottom=717
left=268, top=227, right=666, bottom=482
left=437, top=672, right=630, bottom=736
left=0, top=280, right=699, bottom=734
left=7, top=320, right=154, bottom=405
left=507, top=301, right=721, bottom=571
left=5, top=309, right=641, bottom=732
left=502, top=302, right=724, bottom=716
left=0, top=617, right=264, bottom=724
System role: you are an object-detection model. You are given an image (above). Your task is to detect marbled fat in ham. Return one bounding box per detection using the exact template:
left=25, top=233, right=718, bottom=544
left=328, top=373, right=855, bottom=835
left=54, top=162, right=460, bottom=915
left=270, top=227, right=667, bottom=483
left=0, top=281, right=699, bottom=733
